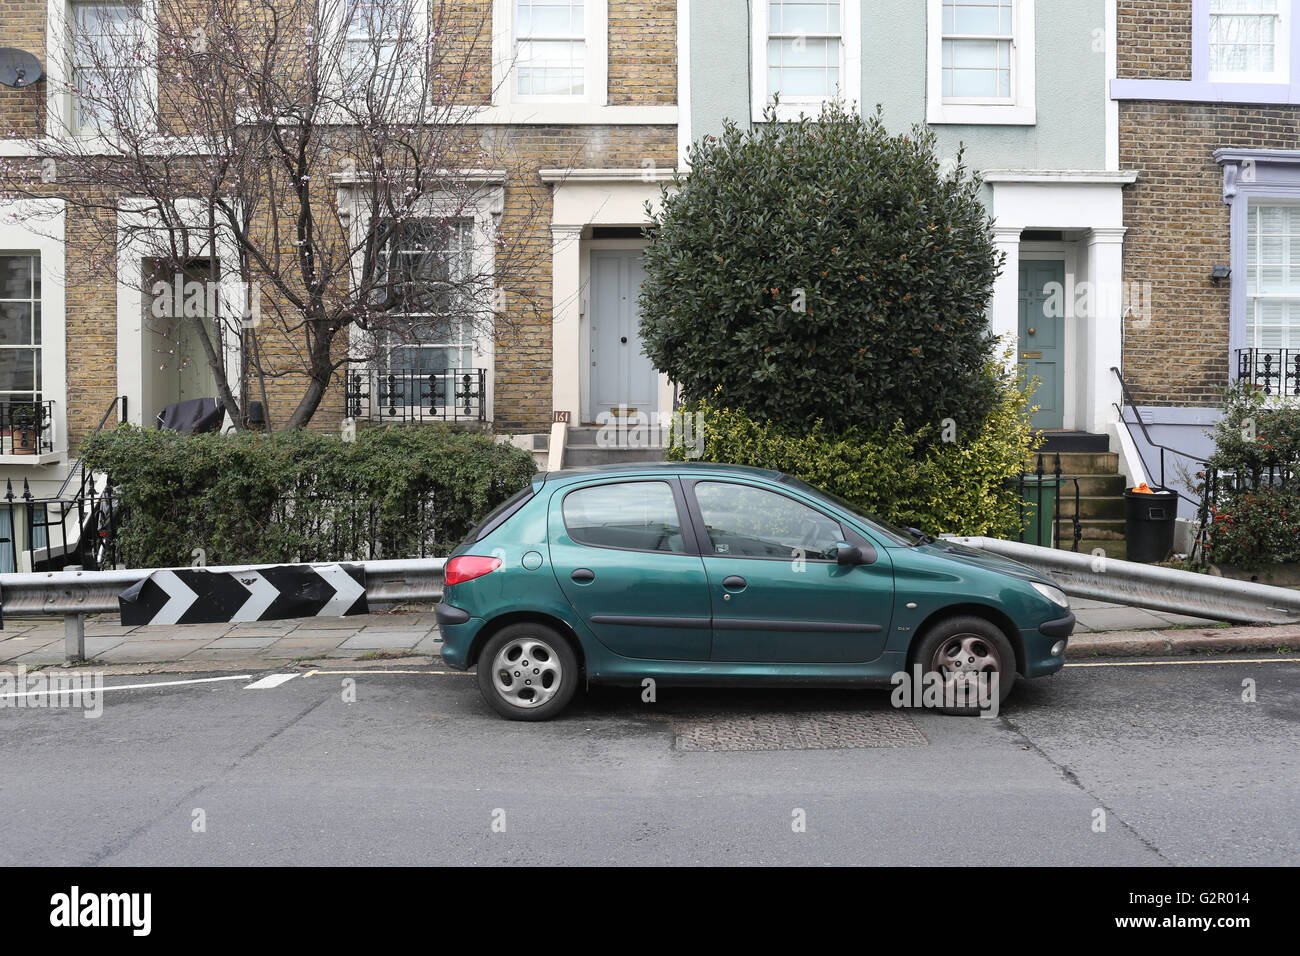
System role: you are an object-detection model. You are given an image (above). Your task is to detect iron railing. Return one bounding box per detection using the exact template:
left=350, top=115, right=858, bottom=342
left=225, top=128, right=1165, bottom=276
left=346, top=367, right=487, bottom=423
left=1235, top=348, right=1300, bottom=398
left=0, top=400, right=55, bottom=456
left=1016, top=453, right=1082, bottom=552
left=0, top=397, right=126, bottom=574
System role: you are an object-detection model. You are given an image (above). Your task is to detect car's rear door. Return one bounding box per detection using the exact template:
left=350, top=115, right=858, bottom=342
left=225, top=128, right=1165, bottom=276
left=548, top=477, right=713, bottom=661
left=683, top=479, right=894, bottom=664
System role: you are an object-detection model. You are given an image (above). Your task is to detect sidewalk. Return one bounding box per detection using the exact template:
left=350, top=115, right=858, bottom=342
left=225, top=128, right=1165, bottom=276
left=0, top=602, right=1296, bottom=674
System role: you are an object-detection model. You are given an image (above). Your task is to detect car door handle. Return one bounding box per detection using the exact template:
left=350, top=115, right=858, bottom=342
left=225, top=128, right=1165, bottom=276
left=722, top=575, right=747, bottom=591
left=570, top=568, right=595, bottom=583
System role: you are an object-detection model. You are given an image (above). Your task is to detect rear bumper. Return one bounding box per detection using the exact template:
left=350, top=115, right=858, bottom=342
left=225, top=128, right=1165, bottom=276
left=435, top=603, right=483, bottom=670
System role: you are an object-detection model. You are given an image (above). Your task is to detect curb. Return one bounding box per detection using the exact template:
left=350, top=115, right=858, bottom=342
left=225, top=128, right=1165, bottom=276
left=1068, top=624, right=1300, bottom=658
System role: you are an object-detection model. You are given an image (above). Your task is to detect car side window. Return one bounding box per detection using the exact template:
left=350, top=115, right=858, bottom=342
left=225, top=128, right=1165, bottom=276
left=693, top=482, right=844, bottom=561
left=562, top=481, right=687, bottom=553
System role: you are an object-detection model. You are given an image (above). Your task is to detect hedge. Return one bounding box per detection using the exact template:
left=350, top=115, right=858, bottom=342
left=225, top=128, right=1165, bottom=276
left=668, top=367, right=1039, bottom=539
left=79, top=425, right=537, bottom=568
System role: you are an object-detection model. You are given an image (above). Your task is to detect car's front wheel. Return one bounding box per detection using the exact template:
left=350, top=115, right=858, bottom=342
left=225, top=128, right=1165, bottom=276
left=476, top=623, right=579, bottom=721
left=913, top=616, right=1017, bottom=716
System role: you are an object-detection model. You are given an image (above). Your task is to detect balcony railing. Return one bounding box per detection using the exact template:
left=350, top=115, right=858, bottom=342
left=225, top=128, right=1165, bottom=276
left=0, top=400, right=55, bottom=455
left=1236, top=348, right=1300, bottom=398
left=346, top=367, right=487, bottom=424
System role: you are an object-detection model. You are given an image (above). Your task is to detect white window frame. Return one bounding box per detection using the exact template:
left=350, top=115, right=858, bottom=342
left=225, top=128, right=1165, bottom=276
left=493, top=0, right=608, bottom=109
left=1208, top=0, right=1291, bottom=85
left=1244, top=199, right=1300, bottom=350
left=751, top=1, right=861, bottom=122
left=320, top=0, right=430, bottom=120
left=0, top=200, right=67, bottom=462
left=48, top=0, right=158, bottom=143
left=927, top=0, right=1035, bottom=126
left=339, top=177, right=502, bottom=422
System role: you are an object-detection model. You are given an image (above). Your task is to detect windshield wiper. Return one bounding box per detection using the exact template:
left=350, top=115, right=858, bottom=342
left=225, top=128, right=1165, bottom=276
left=905, top=527, right=936, bottom=546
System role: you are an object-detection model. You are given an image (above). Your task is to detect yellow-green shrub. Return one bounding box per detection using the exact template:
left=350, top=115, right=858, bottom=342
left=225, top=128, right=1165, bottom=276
left=669, top=368, right=1040, bottom=538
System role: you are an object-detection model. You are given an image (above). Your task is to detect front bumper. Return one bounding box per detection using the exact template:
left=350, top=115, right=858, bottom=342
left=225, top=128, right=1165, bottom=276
left=1020, top=612, right=1076, bottom=678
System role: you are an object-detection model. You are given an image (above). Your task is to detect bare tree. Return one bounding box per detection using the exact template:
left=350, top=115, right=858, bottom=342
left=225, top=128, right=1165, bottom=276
left=0, top=0, right=564, bottom=429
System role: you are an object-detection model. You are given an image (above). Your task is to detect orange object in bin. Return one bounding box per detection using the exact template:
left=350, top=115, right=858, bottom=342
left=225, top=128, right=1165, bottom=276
left=1130, top=482, right=1155, bottom=494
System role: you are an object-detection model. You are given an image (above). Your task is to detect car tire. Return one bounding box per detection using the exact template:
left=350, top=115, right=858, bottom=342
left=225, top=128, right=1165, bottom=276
left=476, top=623, right=579, bottom=721
left=912, top=616, right=1017, bottom=716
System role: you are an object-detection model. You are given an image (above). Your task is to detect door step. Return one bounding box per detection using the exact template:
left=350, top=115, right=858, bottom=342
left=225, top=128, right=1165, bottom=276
left=1035, top=430, right=1110, bottom=454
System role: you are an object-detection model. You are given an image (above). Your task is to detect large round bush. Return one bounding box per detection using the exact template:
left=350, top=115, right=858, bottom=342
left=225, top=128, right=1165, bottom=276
left=640, top=102, right=1002, bottom=434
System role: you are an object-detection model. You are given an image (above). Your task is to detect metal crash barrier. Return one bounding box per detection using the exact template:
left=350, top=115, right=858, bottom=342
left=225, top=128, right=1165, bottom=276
left=945, top=536, right=1300, bottom=626
left=0, top=559, right=446, bottom=662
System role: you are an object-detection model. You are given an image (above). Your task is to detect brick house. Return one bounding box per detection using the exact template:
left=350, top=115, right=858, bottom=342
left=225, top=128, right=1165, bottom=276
left=0, top=0, right=681, bottom=566
left=1113, top=0, right=1300, bottom=513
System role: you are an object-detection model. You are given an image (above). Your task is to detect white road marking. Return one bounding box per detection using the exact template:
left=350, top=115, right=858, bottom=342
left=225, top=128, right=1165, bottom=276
left=244, top=673, right=299, bottom=689
left=0, top=674, right=254, bottom=700
left=1066, top=657, right=1300, bottom=668
left=302, top=669, right=468, bottom=677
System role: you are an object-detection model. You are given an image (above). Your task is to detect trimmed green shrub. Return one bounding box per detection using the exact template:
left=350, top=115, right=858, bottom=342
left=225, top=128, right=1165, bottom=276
left=79, top=425, right=537, bottom=567
left=1202, top=383, right=1300, bottom=567
left=640, top=101, right=1002, bottom=435
left=668, top=365, right=1039, bottom=538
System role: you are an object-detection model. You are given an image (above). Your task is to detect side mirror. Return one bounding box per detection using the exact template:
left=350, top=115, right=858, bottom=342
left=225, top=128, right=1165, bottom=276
left=836, top=542, right=875, bottom=566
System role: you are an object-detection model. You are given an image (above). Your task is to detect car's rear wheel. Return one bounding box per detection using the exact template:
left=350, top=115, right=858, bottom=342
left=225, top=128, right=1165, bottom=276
left=476, top=623, right=578, bottom=721
left=913, top=616, right=1017, bottom=716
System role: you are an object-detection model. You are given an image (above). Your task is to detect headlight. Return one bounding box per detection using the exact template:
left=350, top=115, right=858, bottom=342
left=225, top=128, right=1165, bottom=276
left=1031, top=582, right=1070, bottom=608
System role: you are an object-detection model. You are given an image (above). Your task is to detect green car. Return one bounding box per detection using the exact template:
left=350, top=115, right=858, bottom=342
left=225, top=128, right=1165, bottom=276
left=437, top=463, right=1074, bottom=721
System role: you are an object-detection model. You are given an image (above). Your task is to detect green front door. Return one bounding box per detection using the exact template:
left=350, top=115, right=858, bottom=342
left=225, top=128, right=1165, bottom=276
left=1019, top=260, right=1066, bottom=430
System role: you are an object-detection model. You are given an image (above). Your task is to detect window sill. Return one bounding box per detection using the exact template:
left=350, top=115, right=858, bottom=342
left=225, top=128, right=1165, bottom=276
left=0, top=452, right=65, bottom=466
left=927, top=102, right=1036, bottom=126
left=751, top=100, right=842, bottom=124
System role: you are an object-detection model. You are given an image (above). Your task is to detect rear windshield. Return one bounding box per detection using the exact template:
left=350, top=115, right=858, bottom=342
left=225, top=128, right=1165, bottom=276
left=464, top=486, right=535, bottom=544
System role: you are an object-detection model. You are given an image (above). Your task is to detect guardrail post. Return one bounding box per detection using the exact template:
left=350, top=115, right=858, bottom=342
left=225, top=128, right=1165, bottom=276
left=64, top=612, right=85, bottom=663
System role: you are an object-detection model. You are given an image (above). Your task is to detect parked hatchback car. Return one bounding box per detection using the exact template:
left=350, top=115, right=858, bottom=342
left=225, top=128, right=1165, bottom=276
left=437, top=463, right=1074, bottom=720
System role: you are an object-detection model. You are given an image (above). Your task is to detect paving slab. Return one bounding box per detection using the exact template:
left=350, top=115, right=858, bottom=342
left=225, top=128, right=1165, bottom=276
left=204, top=636, right=281, bottom=649
left=338, top=631, right=426, bottom=650
left=1073, top=605, right=1174, bottom=632
left=96, top=640, right=211, bottom=663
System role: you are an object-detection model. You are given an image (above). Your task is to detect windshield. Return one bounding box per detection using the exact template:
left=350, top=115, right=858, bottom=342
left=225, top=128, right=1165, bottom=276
left=777, top=476, right=917, bottom=546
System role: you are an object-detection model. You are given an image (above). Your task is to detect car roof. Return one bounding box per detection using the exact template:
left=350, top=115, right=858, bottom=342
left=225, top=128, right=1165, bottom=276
left=540, top=461, right=785, bottom=486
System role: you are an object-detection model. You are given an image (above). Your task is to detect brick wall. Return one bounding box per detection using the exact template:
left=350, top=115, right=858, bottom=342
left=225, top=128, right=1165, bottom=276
left=1117, top=0, right=1193, bottom=81
left=608, top=0, right=676, bottom=105
left=0, top=0, right=47, bottom=138
left=1117, top=2, right=1300, bottom=407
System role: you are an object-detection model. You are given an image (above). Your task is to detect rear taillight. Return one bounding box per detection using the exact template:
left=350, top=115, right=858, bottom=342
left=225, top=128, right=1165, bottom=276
left=444, top=555, right=502, bottom=586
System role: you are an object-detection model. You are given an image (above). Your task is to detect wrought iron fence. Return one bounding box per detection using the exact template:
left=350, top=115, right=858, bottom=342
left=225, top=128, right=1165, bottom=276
left=267, top=487, right=441, bottom=562
left=1014, top=453, right=1082, bottom=552
left=0, top=400, right=55, bottom=456
left=0, top=476, right=121, bottom=573
left=1236, top=348, right=1300, bottom=398
left=346, top=367, right=487, bottom=423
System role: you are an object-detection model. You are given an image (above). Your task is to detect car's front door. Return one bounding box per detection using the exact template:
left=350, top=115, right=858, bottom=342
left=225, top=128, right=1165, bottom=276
left=684, top=480, right=894, bottom=664
left=548, top=478, right=713, bottom=661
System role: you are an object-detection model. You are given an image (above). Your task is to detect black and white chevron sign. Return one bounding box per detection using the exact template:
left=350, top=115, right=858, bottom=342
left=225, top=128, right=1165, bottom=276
left=119, top=564, right=367, bottom=626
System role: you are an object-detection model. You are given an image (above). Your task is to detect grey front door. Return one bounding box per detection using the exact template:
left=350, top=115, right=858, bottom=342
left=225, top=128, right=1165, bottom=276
left=590, top=249, right=658, bottom=423
left=1018, top=260, right=1066, bottom=430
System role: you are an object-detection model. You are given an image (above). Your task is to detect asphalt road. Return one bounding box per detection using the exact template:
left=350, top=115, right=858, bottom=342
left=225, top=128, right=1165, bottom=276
left=2, top=656, right=1297, bottom=866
